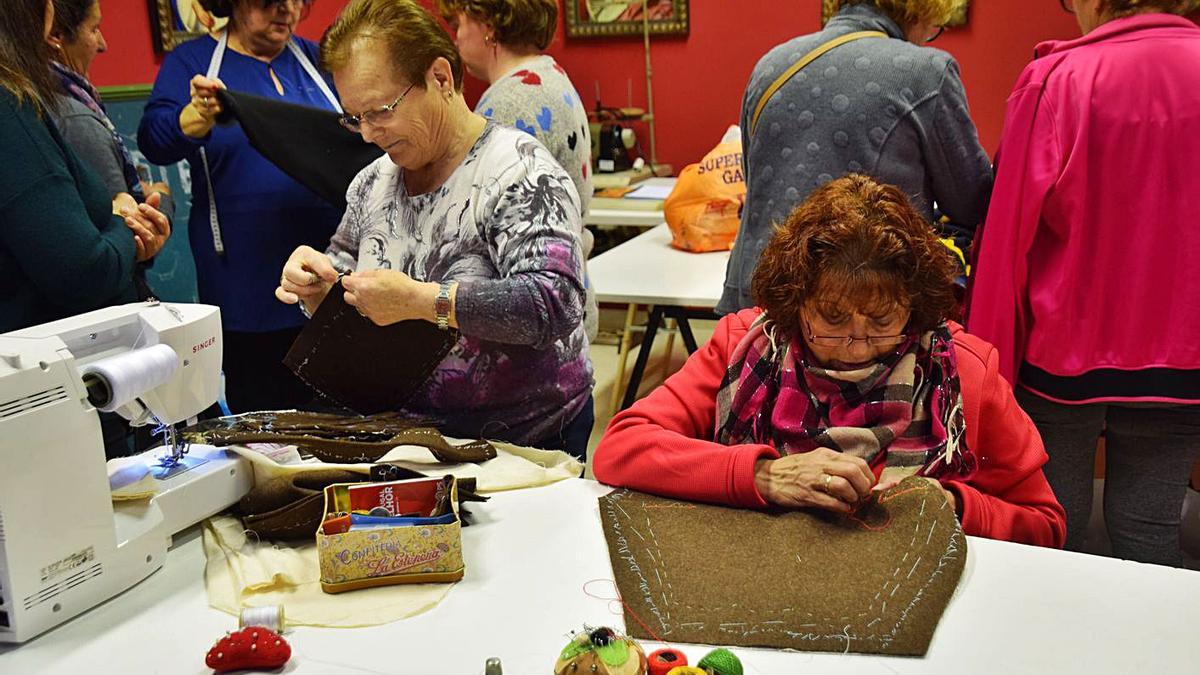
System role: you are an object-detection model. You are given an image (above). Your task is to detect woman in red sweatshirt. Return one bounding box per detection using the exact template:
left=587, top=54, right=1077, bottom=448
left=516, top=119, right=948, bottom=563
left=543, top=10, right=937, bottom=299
left=593, top=175, right=1066, bottom=547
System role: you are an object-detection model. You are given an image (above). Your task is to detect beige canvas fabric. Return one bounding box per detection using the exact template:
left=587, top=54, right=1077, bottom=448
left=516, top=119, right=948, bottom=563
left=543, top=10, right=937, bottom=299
left=201, top=441, right=582, bottom=627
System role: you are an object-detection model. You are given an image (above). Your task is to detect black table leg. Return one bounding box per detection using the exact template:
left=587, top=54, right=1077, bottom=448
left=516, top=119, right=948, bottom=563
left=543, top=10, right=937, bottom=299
left=667, top=308, right=700, bottom=353
left=620, top=305, right=664, bottom=410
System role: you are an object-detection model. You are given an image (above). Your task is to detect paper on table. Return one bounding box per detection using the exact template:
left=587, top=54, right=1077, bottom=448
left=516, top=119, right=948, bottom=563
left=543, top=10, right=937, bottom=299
left=625, top=183, right=674, bottom=200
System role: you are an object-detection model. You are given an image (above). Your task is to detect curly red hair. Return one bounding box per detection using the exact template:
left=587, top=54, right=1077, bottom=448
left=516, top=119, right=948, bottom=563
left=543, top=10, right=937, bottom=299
left=751, top=174, right=958, bottom=335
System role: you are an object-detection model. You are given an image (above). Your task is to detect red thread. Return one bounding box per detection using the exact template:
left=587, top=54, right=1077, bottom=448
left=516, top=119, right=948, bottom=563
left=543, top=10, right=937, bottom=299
left=845, top=510, right=893, bottom=531
left=648, top=648, right=688, bottom=675
left=582, top=579, right=672, bottom=646
left=878, top=485, right=925, bottom=503
left=845, top=483, right=932, bottom=531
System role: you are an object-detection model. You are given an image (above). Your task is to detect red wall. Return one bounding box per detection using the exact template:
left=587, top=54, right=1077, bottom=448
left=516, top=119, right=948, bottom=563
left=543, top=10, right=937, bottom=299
left=92, top=1, right=1084, bottom=168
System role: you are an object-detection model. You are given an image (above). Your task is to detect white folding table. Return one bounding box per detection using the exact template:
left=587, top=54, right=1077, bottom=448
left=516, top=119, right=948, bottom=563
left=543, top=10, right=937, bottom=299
left=2, top=478, right=1198, bottom=674
left=589, top=223, right=730, bottom=410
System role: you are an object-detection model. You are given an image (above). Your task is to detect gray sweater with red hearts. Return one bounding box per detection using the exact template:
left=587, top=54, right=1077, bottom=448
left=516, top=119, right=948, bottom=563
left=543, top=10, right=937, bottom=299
left=476, top=55, right=593, bottom=215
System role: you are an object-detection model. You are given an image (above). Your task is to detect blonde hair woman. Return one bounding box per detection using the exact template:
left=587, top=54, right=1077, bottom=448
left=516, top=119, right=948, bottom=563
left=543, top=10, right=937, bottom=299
left=718, top=0, right=992, bottom=315
left=276, top=0, right=593, bottom=458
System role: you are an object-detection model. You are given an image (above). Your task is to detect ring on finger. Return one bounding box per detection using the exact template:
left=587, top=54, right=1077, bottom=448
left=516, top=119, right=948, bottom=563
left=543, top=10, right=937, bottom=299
left=822, top=473, right=834, bottom=493
left=308, top=271, right=319, bottom=285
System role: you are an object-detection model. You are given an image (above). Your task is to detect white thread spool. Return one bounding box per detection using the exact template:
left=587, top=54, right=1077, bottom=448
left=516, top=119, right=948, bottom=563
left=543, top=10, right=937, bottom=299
left=239, top=605, right=285, bottom=633
left=81, top=344, right=179, bottom=412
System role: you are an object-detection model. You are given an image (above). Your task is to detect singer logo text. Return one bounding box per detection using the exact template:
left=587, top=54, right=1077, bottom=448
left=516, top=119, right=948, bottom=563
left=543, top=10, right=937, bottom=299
left=192, top=337, right=217, bottom=354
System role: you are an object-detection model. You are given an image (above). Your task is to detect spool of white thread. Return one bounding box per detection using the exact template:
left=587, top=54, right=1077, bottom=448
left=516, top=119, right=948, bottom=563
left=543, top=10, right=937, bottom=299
left=81, top=344, right=179, bottom=412
left=239, top=605, right=286, bottom=632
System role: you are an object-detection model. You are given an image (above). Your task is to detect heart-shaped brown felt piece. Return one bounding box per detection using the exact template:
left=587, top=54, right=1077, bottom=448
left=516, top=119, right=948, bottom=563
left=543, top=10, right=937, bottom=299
left=599, top=476, right=966, bottom=656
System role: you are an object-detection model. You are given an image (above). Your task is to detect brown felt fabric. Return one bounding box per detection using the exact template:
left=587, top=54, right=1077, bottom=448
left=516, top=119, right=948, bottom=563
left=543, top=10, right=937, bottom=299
left=240, top=469, right=364, bottom=540
left=183, top=411, right=497, bottom=464
left=599, top=476, right=966, bottom=656
left=284, top=281, right=457, bottom=415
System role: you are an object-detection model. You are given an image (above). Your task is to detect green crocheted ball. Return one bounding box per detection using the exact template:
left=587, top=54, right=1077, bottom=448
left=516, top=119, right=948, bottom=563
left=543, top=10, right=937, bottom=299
left=697, top=648, right=743, bottom=675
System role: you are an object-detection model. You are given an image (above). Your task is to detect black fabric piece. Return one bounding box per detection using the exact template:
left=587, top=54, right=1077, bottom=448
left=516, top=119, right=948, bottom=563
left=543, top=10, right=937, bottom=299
left=284, top=282, right=458, bottom=415
left=223, top=327, right=315, bottom=413
left=215, top=89, right=383, bottom=209
left=1019, top=361, right=1200, bottom=402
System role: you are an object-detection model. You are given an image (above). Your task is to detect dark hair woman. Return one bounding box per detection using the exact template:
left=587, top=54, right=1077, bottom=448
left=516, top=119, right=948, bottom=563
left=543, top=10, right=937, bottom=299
left=594, top=174, right=1066, bottom=547
left=0, top=0, right=169, bottom=333
left=138, top=0, right=343, bottom=414
left=47, top=0, right=174, bottom=298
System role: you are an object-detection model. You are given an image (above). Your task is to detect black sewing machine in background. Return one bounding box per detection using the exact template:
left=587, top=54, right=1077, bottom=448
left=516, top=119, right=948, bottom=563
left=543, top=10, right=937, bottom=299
left=589, top=101, right=645, bottom=174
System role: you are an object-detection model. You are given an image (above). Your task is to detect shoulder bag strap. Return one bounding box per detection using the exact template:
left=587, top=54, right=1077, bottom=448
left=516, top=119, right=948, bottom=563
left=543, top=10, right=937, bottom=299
left=749, top=30, right=888, bottom=136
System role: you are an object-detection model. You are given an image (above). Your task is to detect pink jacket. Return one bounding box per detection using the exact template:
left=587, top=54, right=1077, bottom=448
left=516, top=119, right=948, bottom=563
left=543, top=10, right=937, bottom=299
left=968, top=14, right=1200, bottom=403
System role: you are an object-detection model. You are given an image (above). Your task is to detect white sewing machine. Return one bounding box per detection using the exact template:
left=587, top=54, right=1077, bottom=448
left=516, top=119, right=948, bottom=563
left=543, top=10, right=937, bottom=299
left=0, top=302, right=253, bottom=643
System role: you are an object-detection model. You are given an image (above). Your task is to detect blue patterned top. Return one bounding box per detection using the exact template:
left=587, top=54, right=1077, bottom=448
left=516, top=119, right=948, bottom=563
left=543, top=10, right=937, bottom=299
left=326, top=123, right=593, bottom=445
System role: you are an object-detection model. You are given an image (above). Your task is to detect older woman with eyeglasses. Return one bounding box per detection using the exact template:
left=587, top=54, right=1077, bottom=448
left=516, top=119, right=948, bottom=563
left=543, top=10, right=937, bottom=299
left=138, top=0, right=343, bottom=414
left=275, top=0, right=593, bottom=459
left=970, top=0, right=1200, bottom=566
left=718, top=0, right=991, bottom=316
left=594, top=175, right=1065, bottom=547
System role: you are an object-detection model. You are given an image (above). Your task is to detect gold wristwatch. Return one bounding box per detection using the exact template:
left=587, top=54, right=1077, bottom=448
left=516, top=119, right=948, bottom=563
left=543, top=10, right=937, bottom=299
left=435, top=281, right=452, bottom=330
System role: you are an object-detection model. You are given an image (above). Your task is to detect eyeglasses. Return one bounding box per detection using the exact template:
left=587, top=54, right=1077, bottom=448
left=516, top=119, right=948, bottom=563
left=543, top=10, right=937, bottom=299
left=804, top=318, right=910, bottom=348
left=1059, top=0, right=1074, bottom=13
left=924, top=26, right=945, bottom=43
left=259, top=0, right=311, bottom=9
left=338, top=83, right=416, bottom=133
left=259, top=0, right=313, bottom=20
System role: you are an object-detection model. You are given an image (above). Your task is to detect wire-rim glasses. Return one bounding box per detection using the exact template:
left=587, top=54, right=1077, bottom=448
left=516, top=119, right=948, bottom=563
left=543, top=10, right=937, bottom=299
left=804, top=318, right=910, bottom=348
left=338, top=83, right=416, bottom=133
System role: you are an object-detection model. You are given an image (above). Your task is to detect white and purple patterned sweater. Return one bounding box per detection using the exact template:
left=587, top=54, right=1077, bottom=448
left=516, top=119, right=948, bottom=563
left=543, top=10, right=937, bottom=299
left=326, top=123, right=592, bottom=445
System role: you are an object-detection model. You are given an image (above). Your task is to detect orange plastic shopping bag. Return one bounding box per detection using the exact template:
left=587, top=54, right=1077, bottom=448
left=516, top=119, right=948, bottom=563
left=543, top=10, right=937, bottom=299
left=664, top=126, right=745, bottom=252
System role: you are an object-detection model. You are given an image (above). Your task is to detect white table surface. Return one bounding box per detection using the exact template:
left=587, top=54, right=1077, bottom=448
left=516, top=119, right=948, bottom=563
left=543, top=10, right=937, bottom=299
left=3, top=478, right=1199, bottom=674
left=585, top=177, right=677, bottom=229
left=589, top=223, right=729, bottom=307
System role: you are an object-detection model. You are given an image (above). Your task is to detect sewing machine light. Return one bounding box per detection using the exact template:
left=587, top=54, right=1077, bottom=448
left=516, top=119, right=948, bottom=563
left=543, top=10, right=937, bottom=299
left=150, top=417, right=206, bottom=480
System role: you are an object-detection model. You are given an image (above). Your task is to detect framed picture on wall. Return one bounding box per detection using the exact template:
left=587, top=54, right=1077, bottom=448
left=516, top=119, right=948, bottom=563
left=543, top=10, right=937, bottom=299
left=821, top=0, right=969, bottom=26
left=566, top=0, right=689, bottom=39
left=149, top=0, right=228, bottom=52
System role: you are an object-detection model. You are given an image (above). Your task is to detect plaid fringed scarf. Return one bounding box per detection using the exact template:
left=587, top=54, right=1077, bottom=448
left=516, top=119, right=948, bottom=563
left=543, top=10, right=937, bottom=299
left=714, top=312, right=976, bottom=479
